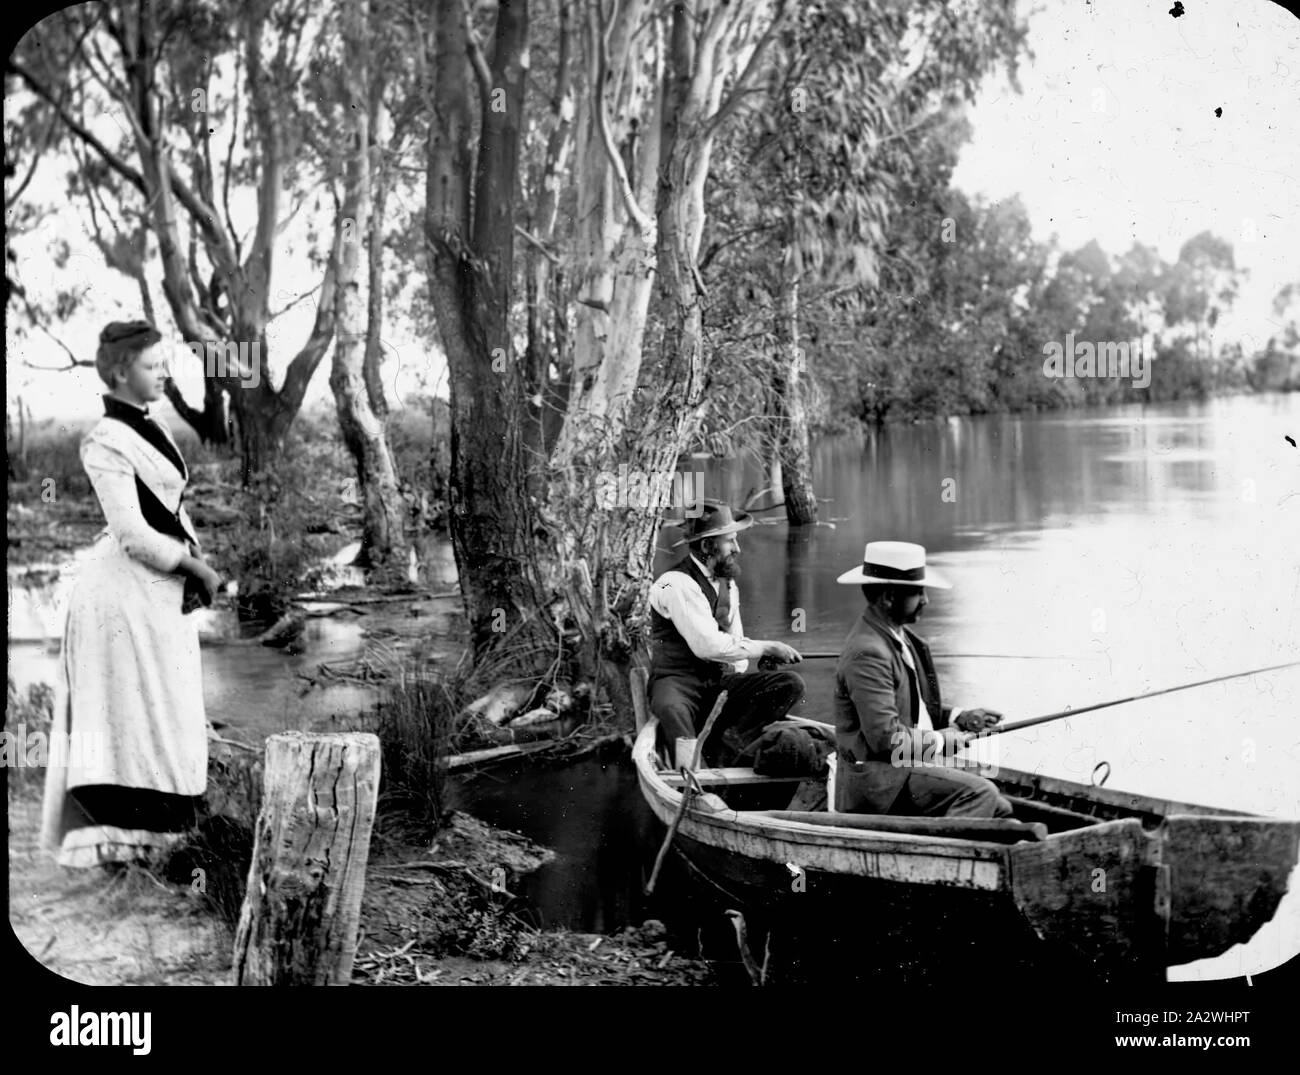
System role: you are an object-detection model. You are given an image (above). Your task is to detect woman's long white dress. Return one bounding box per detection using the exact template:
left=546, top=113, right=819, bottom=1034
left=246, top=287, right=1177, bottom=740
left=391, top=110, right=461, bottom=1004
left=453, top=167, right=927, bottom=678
left=39, top=404, right=208, bottom=867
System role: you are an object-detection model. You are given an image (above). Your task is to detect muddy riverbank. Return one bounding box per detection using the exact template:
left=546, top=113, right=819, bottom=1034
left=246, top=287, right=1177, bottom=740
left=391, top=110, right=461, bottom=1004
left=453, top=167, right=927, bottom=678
left=7, top=772, right=717, bottom=987
left=8, top=478, right=716, bottom=985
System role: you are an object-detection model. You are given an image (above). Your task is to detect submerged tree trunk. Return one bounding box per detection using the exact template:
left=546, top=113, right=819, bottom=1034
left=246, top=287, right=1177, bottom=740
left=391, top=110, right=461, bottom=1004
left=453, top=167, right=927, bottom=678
left=422, top=0, right=786, bottom=686
left=772, top=243, right=817, bottom=524
left=554, top=0, right=786, bottom=664
left=333, top=0, right=407, bottom=571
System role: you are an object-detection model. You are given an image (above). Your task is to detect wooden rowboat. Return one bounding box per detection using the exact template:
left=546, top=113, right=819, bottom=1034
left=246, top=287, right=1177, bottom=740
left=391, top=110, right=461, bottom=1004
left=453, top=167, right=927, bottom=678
left=630, top=675, right=1300, bottom=983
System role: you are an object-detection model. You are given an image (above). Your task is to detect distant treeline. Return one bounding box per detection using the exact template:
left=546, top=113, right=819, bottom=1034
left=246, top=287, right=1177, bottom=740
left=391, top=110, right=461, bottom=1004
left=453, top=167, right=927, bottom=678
left=703, top=111, right=1298, bottom=436
left=808, top=195, right=1299, bottom=428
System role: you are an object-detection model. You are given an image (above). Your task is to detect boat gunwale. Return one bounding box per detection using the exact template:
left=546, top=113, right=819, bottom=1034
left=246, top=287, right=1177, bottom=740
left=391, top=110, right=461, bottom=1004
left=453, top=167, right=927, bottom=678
left=748, top=717, right=1259, bottom=820
left=633, top=719, right=1275, bottom=858
left=635, top=721, right=1018, bottom=859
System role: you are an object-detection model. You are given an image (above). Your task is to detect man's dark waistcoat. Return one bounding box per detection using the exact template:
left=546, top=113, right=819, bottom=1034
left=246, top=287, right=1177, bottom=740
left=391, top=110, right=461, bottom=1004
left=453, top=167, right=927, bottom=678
left=648, top=556, right=730, bottom=684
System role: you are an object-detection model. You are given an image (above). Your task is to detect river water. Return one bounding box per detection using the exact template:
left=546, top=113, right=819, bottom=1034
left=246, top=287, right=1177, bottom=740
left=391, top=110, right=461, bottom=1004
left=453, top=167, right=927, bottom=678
left=8, top=393, right=1299, bottom=979
left=707, top=392, right=1300, bottom=823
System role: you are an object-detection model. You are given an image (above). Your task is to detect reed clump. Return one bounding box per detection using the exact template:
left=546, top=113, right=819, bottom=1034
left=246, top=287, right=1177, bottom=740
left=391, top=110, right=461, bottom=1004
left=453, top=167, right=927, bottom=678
left=372, top=655, right=462, bottom=834
left=163, top=745, right=262, bottom=931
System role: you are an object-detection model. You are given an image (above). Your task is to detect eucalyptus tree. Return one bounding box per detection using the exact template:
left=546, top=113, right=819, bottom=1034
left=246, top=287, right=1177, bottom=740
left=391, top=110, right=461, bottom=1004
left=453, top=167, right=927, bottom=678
left=9, top=0, right=413, bottom=566
left=1161, top=231, right=1241, bottom=362
left=324, top=0, right=408, bottom=568
left=9, top=3, right=339, bottom=472
left=423, top=0, right=789, bottom=680
left=699, top=0, right=1027, bottom=523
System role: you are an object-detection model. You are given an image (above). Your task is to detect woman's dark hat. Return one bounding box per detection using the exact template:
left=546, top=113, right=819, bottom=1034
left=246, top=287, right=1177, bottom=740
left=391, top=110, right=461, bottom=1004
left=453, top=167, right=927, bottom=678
left=667, top=500, right=753, bottom=548
left=99, top=320, right=161, bottom=346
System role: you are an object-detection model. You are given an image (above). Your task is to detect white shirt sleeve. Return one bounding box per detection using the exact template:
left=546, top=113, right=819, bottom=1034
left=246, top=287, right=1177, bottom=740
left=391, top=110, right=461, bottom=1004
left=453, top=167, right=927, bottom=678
left=82, top=435, right=187, bottom=574
left=649, top=572, right=762, bottom=668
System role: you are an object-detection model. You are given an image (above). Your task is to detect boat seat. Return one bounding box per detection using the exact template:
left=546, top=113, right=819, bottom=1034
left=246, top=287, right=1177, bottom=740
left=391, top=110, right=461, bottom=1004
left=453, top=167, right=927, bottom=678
left=661, top=767, right=805, bottom=787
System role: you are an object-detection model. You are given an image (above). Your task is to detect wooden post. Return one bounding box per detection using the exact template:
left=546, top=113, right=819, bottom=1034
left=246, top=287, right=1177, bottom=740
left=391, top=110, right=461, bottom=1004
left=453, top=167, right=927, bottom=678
left=232, top=732, right=380, bottom=985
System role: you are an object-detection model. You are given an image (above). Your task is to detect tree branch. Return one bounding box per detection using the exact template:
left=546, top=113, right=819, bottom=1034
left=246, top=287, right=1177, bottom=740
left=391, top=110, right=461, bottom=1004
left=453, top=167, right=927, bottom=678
left=703, top=0, right=790, bottom=141
left=591, top=0, right=653, bottom=235
left=533, top=0, right=574, bottom=242
left=222, top=49, right=243, bottom=266
left=270, top=282, right=325, bottom=320
left=5, top=94, right=65, bottom=209
left=278, top=221, right=340, bottom=410
left=699, top=222, right=779, bottom=273
left=10, top=59, right=149, bottom=197
left=463, top=0, right=493, bottom=108
left=240, top=3, right=284, bottom=330
left=515, top=224, right=560, bottom=264
left=10, top=276, right=91, bottom=369
left=11, top=57, right=240, bottom=287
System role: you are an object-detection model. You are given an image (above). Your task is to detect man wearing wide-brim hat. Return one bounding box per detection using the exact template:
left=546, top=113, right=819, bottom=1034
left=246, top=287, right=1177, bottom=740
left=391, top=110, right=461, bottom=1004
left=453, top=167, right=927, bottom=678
left=647, top=501, right=805, bottom=766
left=833, top=541, right=1012, bottom=818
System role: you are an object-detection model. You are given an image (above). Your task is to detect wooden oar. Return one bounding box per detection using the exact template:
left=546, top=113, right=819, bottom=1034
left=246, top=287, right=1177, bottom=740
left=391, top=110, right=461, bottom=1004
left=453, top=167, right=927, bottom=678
left=971, top=660, right=1300, bottom=739
left=753, top=810, right=1047, bottom=844
left=645, top=690, right=729, bottom=896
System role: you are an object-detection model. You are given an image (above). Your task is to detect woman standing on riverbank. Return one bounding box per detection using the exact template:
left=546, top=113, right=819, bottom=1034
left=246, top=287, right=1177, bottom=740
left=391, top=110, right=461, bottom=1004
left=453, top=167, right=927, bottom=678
left=40, top=321, right=222, bottom=869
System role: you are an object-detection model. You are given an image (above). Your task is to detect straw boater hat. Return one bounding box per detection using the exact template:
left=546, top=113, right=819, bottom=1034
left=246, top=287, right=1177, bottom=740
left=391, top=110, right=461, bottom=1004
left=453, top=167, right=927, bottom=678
left=668, top=500, right=754, bottom=548
left=836, top=540, right=952, bottom=589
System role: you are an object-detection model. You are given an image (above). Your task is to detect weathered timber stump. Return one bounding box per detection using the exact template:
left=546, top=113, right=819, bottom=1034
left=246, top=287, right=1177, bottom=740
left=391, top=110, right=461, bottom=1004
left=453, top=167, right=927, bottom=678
left=232, top=732, right=380, bottom=985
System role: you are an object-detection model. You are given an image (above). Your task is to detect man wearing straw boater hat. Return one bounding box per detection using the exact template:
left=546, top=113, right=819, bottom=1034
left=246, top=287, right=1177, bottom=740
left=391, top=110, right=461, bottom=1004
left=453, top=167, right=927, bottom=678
left=834, top=541, right=1012, bottom=818
left=648, top=501, right=805, bottom=766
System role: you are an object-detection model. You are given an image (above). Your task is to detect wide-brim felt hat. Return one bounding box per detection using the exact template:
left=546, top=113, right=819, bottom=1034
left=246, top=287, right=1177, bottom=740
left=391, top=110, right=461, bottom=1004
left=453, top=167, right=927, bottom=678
left=667, top=500, right=754, bottom=548
left=836, top=540, right=952, bottom=589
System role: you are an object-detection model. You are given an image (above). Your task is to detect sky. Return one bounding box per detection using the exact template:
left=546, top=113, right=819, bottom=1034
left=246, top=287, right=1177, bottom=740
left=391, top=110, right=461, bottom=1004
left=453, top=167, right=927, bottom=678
left=952, top=0, right=1300, bottom=351
left=6, top=0, right=1299, bottom=424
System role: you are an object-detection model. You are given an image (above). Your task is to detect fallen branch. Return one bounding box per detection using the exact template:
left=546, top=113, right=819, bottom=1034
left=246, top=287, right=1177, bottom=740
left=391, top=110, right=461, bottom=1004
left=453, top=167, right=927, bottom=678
left=209, top=734, right=259, bottom=754
left=293, top=590, right=460, bottom=605
left=443, top=742, right=556, bottom=771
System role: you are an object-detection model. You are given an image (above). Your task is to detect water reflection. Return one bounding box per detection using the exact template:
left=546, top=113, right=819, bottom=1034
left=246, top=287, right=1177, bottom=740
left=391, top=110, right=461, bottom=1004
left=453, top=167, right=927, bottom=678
left=684, top=394, right=1300, bottom=821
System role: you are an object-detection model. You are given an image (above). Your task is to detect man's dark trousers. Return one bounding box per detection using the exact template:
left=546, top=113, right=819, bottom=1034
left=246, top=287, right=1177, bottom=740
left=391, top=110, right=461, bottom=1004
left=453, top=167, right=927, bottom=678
left=837, top=759, right=1013, bottom=818
left=650, top=669, right=804, bottom=767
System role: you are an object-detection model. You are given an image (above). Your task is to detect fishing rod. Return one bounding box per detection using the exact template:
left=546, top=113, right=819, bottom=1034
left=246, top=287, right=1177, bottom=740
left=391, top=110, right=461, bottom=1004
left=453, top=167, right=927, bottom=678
left=773, top=651, right=1093, bottom=662
left=971, top=660, right=1300, bottom=739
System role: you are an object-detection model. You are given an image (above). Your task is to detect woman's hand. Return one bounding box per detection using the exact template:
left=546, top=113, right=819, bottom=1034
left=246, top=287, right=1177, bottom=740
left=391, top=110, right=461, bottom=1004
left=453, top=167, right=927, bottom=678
left=193, top=561, right=223, bottom=605
left=179, top=553, right=223, bottom=604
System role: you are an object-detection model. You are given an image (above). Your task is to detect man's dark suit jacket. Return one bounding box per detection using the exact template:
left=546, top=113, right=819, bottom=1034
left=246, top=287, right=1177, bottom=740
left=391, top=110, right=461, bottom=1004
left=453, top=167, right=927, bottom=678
left=833, top=604, right=954, bottom=813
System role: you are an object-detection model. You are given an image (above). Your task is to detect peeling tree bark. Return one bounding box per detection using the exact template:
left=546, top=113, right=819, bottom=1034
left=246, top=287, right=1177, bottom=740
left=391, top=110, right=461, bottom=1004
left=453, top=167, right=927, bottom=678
left=423, top=0, right=787, bottom=675
left=332, top=0, right=408, bottom=571
left=551, top=0, right=661, bottom=468
left=425, top=0, right=550, bottom=657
